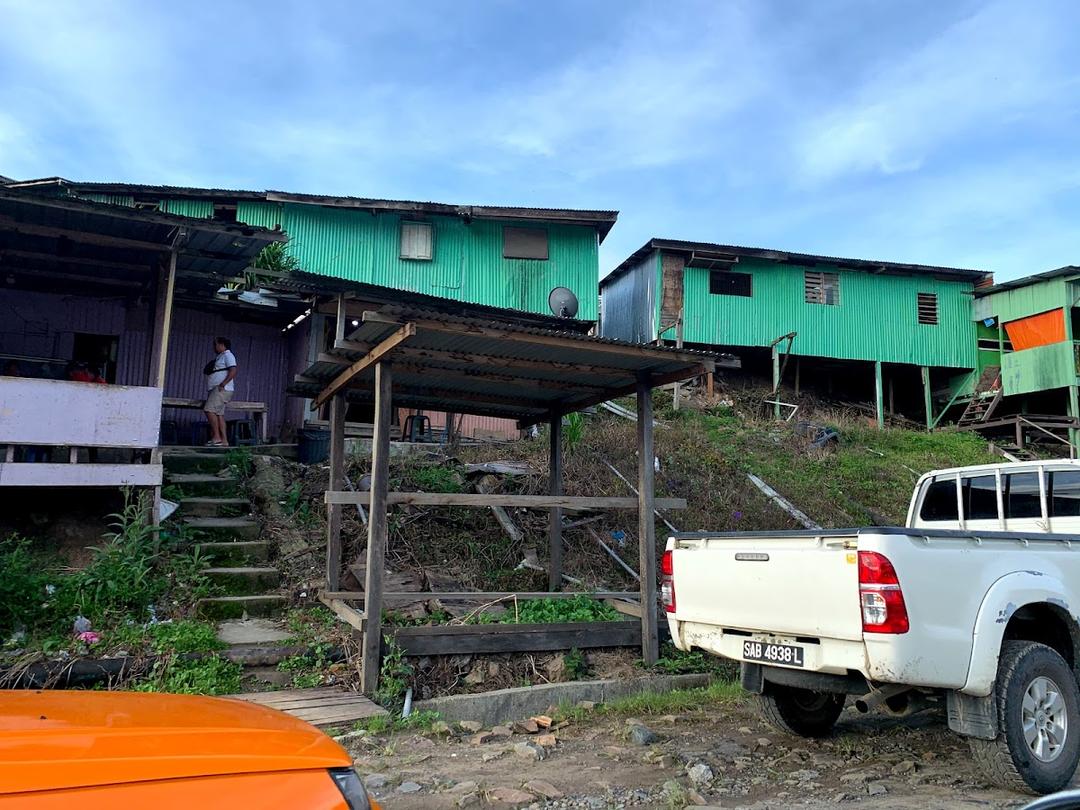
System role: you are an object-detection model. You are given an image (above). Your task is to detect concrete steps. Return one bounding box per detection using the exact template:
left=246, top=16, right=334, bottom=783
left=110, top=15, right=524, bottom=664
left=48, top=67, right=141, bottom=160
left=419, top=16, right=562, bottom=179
left=197, top=594, right=288, bottom=620
left=163, top=452, right=232, bottom=474
left=197, top=540, right=271, bottom=566
left=178, top=497, right=250, bottom=518
left=166, top=473, right=238, bottom=496
left=182, top=516, right=259, bottom=539
left=205, top=566, right=281, bottom=595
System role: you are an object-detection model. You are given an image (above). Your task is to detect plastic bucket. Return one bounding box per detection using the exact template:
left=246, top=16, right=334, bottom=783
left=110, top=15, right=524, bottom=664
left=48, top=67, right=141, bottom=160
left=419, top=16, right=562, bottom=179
left=297, top=428, right=331, bottom=464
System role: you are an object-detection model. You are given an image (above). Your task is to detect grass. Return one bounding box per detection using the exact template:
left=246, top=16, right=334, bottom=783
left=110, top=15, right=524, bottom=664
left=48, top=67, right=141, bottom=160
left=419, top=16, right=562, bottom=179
left=555, top=680, right=745, bottom=725
left=353, top=709, right=443, bottom=735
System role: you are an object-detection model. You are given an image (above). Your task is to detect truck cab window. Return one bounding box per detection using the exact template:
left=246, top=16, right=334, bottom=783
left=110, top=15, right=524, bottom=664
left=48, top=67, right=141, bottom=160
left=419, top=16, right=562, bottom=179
left=919, top=479, right=959, bottom=521
left=964, top=475, right=998, bottom=520
left=1049, top=470, right=1080, bottom=517
left=1004, top=472, right=1042, bottom=519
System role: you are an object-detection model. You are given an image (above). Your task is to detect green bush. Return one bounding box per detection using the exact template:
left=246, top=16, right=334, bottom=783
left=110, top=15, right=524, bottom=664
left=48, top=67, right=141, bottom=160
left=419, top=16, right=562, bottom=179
left=504, top=595, right=620, bottom=625
left=0, top=536, right=56, bottom=639
left=133, top=655, right=243, bottom=696
left=409, top=465, right=463, bottom=493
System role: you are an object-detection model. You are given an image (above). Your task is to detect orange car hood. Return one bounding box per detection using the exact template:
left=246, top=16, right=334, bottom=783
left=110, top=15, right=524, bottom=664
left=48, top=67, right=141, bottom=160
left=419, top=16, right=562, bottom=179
left=0, top=690, right=352, bottom=795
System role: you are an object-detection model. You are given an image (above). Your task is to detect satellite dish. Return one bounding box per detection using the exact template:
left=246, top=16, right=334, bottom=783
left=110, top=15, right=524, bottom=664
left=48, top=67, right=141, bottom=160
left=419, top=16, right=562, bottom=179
left=548, top=287, right=579, bottom=318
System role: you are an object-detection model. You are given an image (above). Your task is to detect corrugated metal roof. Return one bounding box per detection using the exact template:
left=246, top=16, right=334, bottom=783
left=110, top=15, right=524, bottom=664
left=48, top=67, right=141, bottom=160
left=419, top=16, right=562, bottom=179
left=974, top=265, right=1080, bottom=297
left=3, top=178, right=619, bottom=241
left=294, top=304, right=723, bottom=425
left=603, top=238, right=991, bottom=286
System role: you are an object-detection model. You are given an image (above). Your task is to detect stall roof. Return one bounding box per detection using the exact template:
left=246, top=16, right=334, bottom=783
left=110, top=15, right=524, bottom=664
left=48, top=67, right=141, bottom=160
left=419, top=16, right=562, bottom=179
left=293, top=304, right=729, bottom=426
left=973, top=265, right=1080, bottom=297
left=0, top=187, right=284, bottom=296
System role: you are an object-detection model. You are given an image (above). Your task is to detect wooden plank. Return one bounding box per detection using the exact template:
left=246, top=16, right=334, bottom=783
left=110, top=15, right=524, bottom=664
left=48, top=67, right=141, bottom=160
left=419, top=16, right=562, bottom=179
left=312, top=323, right=414, bottom=411
left=163, top=397, right=267, bottom=411
left=324, top=492, right=688, bottom=510
left=325, top=393, right=346, bottom=591
left=0, top=463, right=162, bottom=487
left=637, top=377, right=658, bottom=666
left=323, top=590, right=640, bottom=602
left=0, top=379, right=162, bottom=448
left=389, top=620, right=640, bottom=656
left=746, top=473, right=821, bottom=530
left=548, top=414, right=563, bottom=592
left=319, top=592, right=365, bottom=632
left=148, top=250, right=178, bottom=388
left=343, top=343, right=634, bottom=379
left=361, top=361, right=391, bottom=695
left=234, top=687, right=346, bottom=706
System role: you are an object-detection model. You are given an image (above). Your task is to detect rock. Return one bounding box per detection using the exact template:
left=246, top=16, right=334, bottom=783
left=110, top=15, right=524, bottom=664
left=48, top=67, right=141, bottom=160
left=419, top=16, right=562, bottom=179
left=515, top=719, right=540, bottom=734
left=488, top=787, right=534, bottom=805
left=660, top=714, right=678, bottom=724
left=544, top=654, right=566, bottom=681
left=790, top=768, right=820, bottom=782
left=576, top=700, right=597, bottom=710
left=536, top=733, right=558, bottom=748
left=397, top=781, right=422, bottom=794
left=686, top=788, right=709, bottom=806
left=892, top=759, right=917, bottom=776
left=491, top=725, right=513, bottom=738
left=449, top=781, right=479, bottom=795
left=458, top=720, right=483, bottom=733
left=687, top=762, right=715, bottom=786
left=629, top=724, right=659, bottom=746
left=332, top=730, right=368, bottom=743
left=839, top=771, right=873, bottom=784
left=524, top=779, right=563, bottom=799
left=833, top=793, right=852, bottom=803
left=470, top=732, right=495, bottom=745
left=456, top=793, right=480, bottom=808
left=481, top=750, right=506, bottom=763
left=755, top=737, right=772, bottom=748
left=513, top=741, right=546, bottom=761
left=738, top=726, right=753, bottom=734
left=431, top=721, right=452, bottom=735
left=867, top=782, right=888, bottom=796
left=364, top=773, right=389, bottom=789
left=464, top=665, right=486, bottom=686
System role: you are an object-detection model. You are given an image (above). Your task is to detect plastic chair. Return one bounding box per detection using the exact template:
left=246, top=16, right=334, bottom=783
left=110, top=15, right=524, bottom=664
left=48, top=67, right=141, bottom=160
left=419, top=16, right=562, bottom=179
left=227, top=417, right=258, bottom=447
left=402, top=414, right=433, bottom=442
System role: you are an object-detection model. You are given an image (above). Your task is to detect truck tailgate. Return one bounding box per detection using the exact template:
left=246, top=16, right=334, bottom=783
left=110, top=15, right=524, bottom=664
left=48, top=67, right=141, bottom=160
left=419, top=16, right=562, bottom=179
left=671, top=534, right=864, bottom=641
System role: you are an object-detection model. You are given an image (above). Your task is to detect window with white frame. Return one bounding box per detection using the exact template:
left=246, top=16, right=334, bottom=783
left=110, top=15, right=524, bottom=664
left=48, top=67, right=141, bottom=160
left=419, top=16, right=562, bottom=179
left=400, top=221, right=433, bottom=261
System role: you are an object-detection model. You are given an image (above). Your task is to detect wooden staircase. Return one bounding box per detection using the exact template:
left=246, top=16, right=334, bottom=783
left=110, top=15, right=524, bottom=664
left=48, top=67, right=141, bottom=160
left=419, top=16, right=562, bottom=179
left=958, top=367, right=1002, bottom=427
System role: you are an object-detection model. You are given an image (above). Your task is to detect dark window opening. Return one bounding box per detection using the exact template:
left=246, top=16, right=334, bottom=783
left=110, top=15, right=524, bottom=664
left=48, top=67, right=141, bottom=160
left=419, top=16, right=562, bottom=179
left=213, top=204, right=238, bottom=223
left=804, top=271, right=840, bottom=306
left=133, top=200, right=159, bottom=212
left=1005, top=472, right=1042, bottom=519
left=920, top=478, right=959, bottom=521
left=917, top=292, right=939, bottom=325
left=708, top=271, right=752, bottom=297
left=964, top=474, right=998, bottom=520
left=1050, top=470, right=1080, bottom=517
left=503, top=226, right=548, bottom=260
left=72, top=333, right=119, bottom=384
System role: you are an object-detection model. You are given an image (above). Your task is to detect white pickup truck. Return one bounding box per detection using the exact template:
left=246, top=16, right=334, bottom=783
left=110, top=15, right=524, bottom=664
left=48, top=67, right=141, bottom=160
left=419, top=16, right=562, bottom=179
left=664, top=459, right=1080, bottom=794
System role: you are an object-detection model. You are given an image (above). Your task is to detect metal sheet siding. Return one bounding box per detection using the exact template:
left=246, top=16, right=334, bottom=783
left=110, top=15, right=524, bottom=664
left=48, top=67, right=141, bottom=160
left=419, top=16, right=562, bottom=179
left=160, top=199, right=214, bottom=218
left=234, top=201, right=599, bottom=319
left=599, top=250, right=657, bottom=342
left=682, top=257, right=977, bottom=368
left=1001, top=341, right=1077, bottom=395
left=79, top=193, right=135, bottom=207
left=980, top=278, right=1068, bottom=324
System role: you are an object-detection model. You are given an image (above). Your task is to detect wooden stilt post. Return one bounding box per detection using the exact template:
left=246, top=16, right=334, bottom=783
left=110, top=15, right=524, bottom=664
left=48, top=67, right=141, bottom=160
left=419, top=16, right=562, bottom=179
left=1069, top=385, right=1079, bottom=458
left=636, top=376, right=658, bottom=666
left=706, top=372, right=714, bottom=398
left=771, top=345, right=781, bottom=420
left=874, top=361, right=884, bottom=429
left=672, top=312, right=684, bottom=411
left=921, top=366, right=933, bottom=430
left=147, top=249, right=178, bottom=388
left=361, top=362, right=392, bottom=695
left=548, top=413, right=563, bottom=592
left=794, top=358, right=801, bottom=398
left=888, top=374, right=895, bottom=415
left=1016, top=418, right=1025, bottom=449
left=325, top=393, right=346, bottom=591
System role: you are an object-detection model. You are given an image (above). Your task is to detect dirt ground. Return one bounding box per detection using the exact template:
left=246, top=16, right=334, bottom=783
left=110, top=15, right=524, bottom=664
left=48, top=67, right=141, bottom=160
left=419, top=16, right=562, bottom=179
left=342, top=698, right=1049, bottom=810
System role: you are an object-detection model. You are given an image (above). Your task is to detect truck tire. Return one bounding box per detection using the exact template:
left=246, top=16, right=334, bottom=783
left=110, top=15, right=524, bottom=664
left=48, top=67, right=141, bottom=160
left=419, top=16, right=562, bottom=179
left=756, top=684, right=845, bottom=738
left=969, top=641, right=1080, bottom=794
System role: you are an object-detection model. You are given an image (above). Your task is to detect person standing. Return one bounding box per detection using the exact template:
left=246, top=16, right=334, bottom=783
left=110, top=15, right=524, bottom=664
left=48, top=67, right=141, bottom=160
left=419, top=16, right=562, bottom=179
left=203, top=337, right=237, bottom=447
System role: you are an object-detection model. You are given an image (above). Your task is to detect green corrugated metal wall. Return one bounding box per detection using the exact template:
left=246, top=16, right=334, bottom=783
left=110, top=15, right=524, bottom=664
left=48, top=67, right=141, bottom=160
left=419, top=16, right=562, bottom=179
left=680, top=256, right=977, bottom=368
left=234, top=201, right=599, bottom=319
left=80, top=193, right=135, bottom=207
left=1001, top=341, right=1076, bottom=395
left=159, top=199, right=214, bottom=218
left=980, top=277, right=1069, bottom=324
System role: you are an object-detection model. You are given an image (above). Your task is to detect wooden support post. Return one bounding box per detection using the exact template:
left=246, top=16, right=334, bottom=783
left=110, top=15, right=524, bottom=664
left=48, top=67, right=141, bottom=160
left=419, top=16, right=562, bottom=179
left=874, top=361, right=884, bottom=429
left=325, top=393, right=346, bottom=591
left=334, top=294, right=347, bottom=344
left=147, top=250, right=178, bottom=388
left=794, top=358, right=801, bottom=398
left=548, top=413, right=563, bottom=592
left=887, top=374, right=895, bottom=415
left=771, top=345, right=781, bottom=420
left=706, top=371, right=714, bottom=398
left=361, top=362, right=392, bottom=695
left=1016, top=418, right=1025, bottom=449
left=921, top=366, right=933, bottom=430
left=636, top=376, right=658, bottom=666
left=672, top=312, right=684, bottom=411
left=1069, top=385, right=1079, bottom=458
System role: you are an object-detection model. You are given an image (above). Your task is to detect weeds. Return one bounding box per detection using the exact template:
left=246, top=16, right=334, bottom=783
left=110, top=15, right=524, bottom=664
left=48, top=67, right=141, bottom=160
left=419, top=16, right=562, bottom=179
left=565, top=647, right=589, bottom=679
left=652, top=643, right=733, bottom=677
left=409, top=465, right=463, bottom=494
left=0, top=536, right=56, bottom=639
left=563, top=412, right=585, bottom=453
left=224, top=447, right=254, bottom=478
left=555, top=681, right=744, bottom=725
left=133, top=654, right=243, bottom=696
left=353, top=710, right=443, bottom=735
left=110, top=620, right=224, bottom=655
left=276, top=642, right=334, bottom=688
left=503, top=595, right=619, bottom=625
left=373, top=636, right=412, bottom=711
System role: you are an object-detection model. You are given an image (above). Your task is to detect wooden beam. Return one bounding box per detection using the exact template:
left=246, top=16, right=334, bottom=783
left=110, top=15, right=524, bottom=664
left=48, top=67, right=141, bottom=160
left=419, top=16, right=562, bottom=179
left=389, top=620, right=640, bottom=656
left=323, top=590, right=641, bottom=602
left=325, top=393, right=346, bottom=591
left=921, top=366, right=933, bottom=430
left=390, top=362, right=608, bottom=394
left=328, top=380, right=553, bottom=411
left=637, top=376, right=659, bottom=666
left=318, top=592, right=365, bottom=633
left=361, top=361, right=392, bottom=695
left=148, top=251, right=178, bottom=388
left=0, top=215, right=171, bottom=253
left=363, top=344, right=635, bottom=379
left=0, top=248, right=153, bottom=273
left=771, top=345, right=781, bottom=420
left=324, top=492, right=689, bottom=510
left=312, top=323, right=415, bottom=411
left=0, top=267, right=144, bottom=289
left=548, top=414, right=563, bottom=592
left=874, top=361, right=884, bottom=429
left=335, top=294, right=347, bottom=345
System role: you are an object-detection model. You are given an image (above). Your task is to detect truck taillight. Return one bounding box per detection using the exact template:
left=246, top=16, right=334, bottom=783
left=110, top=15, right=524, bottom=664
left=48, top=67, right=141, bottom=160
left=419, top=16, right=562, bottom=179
left=660, top=550, right=676, bottom=613
left=858, top=551, right=909, bottom=634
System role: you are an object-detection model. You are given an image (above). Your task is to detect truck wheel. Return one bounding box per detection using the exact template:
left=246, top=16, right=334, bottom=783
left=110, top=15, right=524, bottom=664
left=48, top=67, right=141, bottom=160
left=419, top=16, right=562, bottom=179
left=969, top=641, right=1080, bottom=794
left=756, top=684, right=845, bottom=738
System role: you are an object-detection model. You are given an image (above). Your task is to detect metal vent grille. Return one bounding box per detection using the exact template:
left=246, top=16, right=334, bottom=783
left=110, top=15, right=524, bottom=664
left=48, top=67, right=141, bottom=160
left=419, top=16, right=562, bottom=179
left=917, top=292, right=939, bottom=325
left=804, top=271, right=840, bottom=306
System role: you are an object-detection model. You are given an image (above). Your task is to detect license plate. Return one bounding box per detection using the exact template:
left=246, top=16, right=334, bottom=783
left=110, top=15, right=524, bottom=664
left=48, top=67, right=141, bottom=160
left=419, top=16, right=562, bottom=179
left=742, top=640, right=804, bottom=667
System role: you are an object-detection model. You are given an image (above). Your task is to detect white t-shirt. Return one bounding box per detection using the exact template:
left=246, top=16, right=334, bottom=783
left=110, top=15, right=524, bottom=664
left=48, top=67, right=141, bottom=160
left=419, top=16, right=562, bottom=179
left=207, top=350, right=237, bottom=391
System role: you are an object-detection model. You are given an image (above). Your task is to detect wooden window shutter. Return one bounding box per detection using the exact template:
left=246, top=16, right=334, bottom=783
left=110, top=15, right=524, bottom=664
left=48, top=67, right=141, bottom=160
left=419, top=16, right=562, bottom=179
left=804, top=271, right=840, bottom=305
left=400, top=221, right=433, bottom=260
left=917, top=292, right=939, bottom=325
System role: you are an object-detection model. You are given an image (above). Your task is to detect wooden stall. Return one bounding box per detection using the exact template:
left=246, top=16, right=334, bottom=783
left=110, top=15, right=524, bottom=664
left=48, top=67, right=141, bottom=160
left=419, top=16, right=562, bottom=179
left=294, top=300, right=715, bottom=693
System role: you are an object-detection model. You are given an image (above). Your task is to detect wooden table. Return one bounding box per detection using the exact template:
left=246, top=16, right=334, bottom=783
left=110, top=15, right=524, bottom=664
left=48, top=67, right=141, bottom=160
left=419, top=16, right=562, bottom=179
left=162, top=397, right=269, bottom=443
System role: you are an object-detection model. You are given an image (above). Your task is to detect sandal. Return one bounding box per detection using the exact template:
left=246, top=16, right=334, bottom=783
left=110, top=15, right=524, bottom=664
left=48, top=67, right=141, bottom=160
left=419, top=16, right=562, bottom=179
left=205, top=440, right=223, bottom=447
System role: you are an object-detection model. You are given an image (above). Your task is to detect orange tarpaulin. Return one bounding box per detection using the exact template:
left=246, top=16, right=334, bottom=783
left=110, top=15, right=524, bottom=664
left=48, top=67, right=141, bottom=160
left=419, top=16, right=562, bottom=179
left=1004, top=308, right=1066, bottom=350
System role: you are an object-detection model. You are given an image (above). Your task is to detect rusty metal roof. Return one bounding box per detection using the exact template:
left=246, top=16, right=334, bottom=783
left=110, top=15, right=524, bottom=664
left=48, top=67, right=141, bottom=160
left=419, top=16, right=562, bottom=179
left=293, top=304, right=731, bottom=425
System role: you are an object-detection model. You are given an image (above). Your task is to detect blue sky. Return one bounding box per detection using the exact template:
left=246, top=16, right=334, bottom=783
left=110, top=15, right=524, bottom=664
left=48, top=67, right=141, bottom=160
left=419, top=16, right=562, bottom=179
left=1, top=0, right=1077, bottom=281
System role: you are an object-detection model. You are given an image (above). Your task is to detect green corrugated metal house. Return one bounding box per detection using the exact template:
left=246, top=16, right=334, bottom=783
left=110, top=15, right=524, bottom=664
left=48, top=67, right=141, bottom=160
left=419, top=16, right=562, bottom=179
left=600, top=239, right=990, bottom=426
left=8, top=178, right=617, bottom=322
left=969, top=267, right=1080, bottom=452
